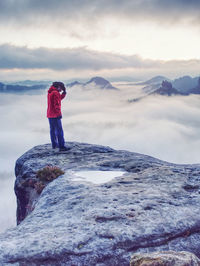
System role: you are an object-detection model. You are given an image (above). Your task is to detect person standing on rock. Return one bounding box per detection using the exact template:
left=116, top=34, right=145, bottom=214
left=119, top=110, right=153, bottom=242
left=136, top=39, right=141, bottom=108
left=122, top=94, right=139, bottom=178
left=47, top=81, right=69, bottom=151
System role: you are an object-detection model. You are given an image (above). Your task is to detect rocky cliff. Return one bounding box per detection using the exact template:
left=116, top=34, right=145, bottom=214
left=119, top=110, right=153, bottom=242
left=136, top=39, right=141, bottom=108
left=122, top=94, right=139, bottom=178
left=1, top=142, right=200, bottom=265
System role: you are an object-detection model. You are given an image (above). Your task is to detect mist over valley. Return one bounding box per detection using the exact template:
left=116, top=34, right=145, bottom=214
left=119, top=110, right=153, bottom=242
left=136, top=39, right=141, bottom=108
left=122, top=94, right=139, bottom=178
left=1, top=75, right=200, bottom=233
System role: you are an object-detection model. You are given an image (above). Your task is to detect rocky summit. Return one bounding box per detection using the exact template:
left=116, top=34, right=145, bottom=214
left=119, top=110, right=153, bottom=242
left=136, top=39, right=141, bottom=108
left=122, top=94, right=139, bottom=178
left=1, top=142, right=200, bottom=265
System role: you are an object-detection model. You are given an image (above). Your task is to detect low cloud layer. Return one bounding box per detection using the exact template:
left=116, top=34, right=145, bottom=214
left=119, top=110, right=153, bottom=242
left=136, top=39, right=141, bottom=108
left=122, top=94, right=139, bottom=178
left=1, top=83, right=200, bottom=166
left=0, top=44, right=200, bottom=80
left=0, top=44, right=155, bottom=70
left=64, top=85, right=200, bottom=164
left=1, top=83, right=200, bottom=232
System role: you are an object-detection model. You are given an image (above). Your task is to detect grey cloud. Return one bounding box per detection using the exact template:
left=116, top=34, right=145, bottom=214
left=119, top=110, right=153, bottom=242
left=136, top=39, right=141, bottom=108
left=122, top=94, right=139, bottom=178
left=0, top=44, right=200, bottom=74
left=0, top=44, right=159, bottom=70
left=0, top=0, right=200, bottom=26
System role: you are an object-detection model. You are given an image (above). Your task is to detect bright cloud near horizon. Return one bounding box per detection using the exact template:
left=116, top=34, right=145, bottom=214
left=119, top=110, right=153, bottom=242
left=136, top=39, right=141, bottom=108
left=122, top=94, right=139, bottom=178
left=0, top=0, right=200, bottom=81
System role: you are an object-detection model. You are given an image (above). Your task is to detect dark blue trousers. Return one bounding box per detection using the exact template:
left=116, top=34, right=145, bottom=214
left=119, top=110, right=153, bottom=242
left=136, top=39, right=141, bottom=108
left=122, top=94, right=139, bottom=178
left=48, top=117, right=65, bottom=148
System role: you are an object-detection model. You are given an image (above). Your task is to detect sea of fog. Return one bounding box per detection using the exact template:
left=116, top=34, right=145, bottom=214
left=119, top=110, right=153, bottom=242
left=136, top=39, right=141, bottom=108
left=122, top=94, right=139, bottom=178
left=1, top=82, right=200, bottom=233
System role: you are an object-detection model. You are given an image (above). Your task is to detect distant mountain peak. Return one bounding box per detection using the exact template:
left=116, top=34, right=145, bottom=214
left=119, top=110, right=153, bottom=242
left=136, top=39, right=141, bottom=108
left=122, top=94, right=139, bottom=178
left=86, top=76, right=117, bottom=89
left=172, top=76, right=200, bottom=93
left=139, top=76, right=170, bottom=86
left=148, top=76, right=169, bottom=82
left=66, top=81, right=82, bottom=88
left=152, top=80, right=185, bottom=96
left=87, top=76, right=109, bottom=84
left=67, top=76, right=118, bottom=90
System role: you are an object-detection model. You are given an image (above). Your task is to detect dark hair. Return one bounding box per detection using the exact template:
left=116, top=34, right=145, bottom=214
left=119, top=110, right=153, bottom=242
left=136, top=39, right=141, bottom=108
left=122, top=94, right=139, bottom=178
left=52, top=81, right=65, bottom=89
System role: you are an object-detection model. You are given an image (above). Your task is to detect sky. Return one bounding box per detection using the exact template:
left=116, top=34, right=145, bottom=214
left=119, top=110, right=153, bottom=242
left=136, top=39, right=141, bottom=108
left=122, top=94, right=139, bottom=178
left=0, top=0, right=200, bottom=81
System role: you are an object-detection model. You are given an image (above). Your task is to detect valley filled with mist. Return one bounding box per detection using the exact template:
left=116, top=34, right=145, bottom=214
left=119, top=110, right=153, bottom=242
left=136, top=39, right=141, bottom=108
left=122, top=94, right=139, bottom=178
left=1, top=76, right=200, bottom=233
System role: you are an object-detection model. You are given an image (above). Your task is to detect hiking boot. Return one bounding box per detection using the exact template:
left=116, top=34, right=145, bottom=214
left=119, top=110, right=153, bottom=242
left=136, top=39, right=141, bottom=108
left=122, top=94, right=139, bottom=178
left=52, top=144, right=59, bottom=149
left=59, top=146, right=71, bottom=152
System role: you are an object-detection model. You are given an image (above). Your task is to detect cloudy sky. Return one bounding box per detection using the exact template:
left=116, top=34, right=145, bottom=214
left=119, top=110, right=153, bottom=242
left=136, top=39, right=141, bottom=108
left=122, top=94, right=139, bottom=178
left=0, top=0, right=200, bottom=81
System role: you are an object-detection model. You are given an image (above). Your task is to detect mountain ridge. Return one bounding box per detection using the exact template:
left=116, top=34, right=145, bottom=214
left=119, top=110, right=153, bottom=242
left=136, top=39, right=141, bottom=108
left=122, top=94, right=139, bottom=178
left=67, top=76, right=118, bottom=90
left=0, top=82, right=47, bottom=94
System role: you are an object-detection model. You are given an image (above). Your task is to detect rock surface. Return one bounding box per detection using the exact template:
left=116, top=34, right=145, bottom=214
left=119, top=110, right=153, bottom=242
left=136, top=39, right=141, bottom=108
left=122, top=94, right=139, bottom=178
left=1, top=142, right=200, bottom=265
left=130, top=251, right=200, bottom=265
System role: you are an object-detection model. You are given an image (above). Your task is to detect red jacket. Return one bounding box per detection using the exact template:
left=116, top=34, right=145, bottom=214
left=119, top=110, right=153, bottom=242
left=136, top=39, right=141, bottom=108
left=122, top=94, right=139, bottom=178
left=47, top=86, right=66, bottom=118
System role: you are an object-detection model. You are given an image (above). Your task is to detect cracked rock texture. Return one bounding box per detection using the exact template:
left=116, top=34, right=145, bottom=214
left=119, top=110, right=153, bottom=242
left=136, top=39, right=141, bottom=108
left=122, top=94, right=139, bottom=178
left=130, top=251, right=200, bottom=265
left=0, top=142, right=200, bottom=265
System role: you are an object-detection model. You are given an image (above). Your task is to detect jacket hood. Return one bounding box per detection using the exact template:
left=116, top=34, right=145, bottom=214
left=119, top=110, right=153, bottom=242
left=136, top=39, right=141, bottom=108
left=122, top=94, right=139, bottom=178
left=48, top=86, right=58, bottom=94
